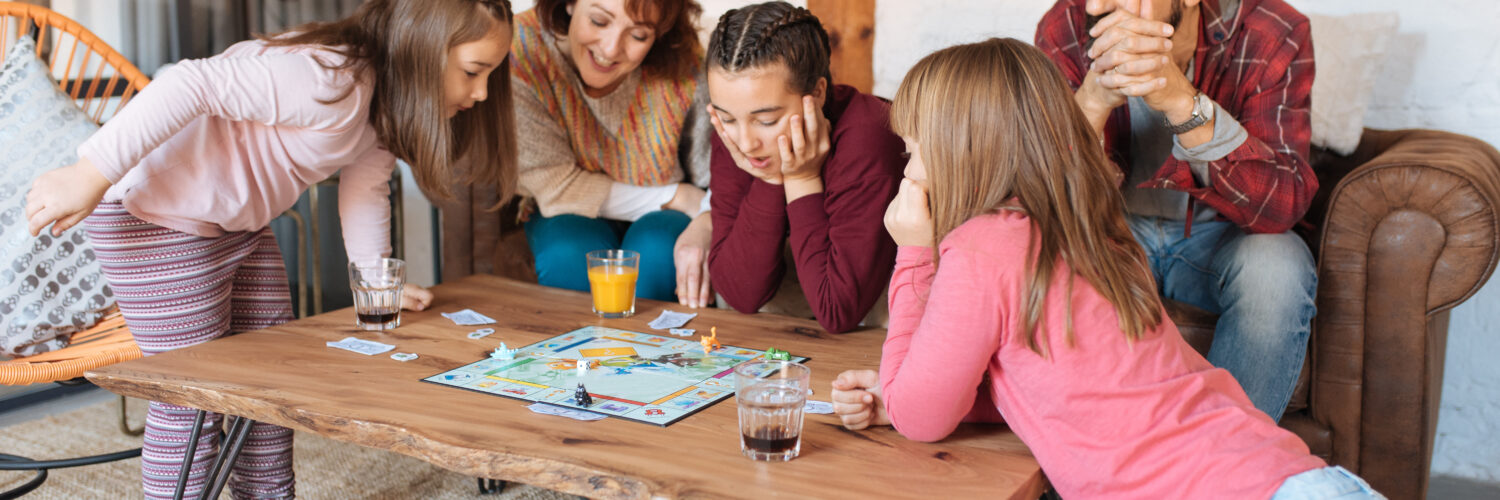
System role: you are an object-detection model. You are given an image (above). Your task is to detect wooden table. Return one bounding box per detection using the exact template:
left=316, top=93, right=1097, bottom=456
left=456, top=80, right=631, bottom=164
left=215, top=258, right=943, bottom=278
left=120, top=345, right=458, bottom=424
left=87, top=275, right=1044, bottom=499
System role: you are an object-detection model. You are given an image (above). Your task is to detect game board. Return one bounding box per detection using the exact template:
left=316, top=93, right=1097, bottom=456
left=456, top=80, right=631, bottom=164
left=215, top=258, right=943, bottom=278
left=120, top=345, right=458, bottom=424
left=423, top=326, right=808, bottom=426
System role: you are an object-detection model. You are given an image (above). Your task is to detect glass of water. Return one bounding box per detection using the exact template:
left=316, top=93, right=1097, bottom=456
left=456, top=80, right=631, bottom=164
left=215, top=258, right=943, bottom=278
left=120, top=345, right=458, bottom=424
left=349, top=258, right=404, bottom=331
left=734, top=360, right=811, bottom=461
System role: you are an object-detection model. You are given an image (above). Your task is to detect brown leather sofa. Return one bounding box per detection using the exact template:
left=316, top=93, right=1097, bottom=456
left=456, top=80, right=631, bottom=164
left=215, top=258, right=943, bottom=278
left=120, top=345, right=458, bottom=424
left=1169, top=128, right=1500, bottom=500
left=433, top=127, right=1500, bottom=500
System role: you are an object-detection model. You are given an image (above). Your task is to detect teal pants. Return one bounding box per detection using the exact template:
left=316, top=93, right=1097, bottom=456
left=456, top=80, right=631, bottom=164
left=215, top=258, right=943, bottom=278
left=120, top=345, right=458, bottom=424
left=524, top=211, right=689, bottom=302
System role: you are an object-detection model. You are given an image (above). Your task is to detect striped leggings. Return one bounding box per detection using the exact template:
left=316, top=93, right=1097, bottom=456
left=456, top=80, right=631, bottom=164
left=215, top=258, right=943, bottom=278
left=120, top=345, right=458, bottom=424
left=86, top=203, right=295, bottom=500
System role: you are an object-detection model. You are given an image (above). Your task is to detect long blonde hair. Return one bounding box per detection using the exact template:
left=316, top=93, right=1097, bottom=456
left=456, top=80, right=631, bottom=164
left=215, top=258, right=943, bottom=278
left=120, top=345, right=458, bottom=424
left=890, top=38, right=1162, bottom=355
left=261, top=0, right=518, bottom=205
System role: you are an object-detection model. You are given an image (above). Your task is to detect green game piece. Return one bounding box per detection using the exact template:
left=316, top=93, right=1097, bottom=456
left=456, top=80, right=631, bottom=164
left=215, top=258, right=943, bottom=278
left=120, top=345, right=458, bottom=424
left=766, top=348, right=790, bottom=361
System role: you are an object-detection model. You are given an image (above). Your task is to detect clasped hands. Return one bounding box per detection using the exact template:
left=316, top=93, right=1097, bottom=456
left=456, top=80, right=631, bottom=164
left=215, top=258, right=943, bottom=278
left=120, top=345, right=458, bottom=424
left=1077, top=0, right=1198, bottom=122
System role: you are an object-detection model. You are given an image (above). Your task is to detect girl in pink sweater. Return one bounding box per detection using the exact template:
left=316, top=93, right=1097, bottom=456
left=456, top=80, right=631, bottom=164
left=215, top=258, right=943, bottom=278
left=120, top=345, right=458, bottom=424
left=24, top=1, right=517, bottom=498
left=830, top=38, right=1382, bottom=500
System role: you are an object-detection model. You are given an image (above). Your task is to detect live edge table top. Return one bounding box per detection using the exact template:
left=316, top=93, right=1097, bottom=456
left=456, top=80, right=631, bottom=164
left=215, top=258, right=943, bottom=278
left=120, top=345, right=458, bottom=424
left=88, top=275, right=1044, bottom=499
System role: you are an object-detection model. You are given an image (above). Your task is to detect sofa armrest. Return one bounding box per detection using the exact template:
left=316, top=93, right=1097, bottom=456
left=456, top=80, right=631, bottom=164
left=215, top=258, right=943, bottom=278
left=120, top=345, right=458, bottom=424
left=1311, top=128, right=1500, bottom=499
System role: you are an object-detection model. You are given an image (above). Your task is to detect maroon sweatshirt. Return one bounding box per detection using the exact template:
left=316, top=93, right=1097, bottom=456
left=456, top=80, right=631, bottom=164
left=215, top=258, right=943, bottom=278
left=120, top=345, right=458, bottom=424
left=708, top=85, right=905, bottom=333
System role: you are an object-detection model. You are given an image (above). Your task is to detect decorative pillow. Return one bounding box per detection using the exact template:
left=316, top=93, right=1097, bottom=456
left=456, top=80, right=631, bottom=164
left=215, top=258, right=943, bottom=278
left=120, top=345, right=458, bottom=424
left=1306, top=12, right=1399, bottom=155
left=0, top=35, right=113, bottom=357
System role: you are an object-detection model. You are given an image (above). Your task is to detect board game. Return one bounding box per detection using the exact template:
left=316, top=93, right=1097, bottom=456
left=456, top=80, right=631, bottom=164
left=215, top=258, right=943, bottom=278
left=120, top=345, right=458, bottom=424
left=423, top=326, right=808, bottom=426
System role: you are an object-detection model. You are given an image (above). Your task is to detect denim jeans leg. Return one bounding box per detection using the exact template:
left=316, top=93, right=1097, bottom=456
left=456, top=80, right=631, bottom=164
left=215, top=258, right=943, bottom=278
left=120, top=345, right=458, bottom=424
left=1196, top=225, right=1316, bottom=421
left=620, top=210, right=691, bottom=302
left=525, top=214, right=620, bottom=293
left=1270, top=466, right=1387, bottom=500
left=1134, top=217, right=1316, bottom=421
left=1125, top=215, right=1171, bottom=283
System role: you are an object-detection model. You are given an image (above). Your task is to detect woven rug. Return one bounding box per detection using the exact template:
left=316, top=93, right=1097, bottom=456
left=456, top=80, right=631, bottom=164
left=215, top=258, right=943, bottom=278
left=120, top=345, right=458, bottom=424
left=0, top=397, right=575, bottom=499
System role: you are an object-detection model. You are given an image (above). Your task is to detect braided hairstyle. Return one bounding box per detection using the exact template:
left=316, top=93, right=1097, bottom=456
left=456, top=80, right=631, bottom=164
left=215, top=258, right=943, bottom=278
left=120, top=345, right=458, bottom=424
left=707, top=1, right=831, bottom=95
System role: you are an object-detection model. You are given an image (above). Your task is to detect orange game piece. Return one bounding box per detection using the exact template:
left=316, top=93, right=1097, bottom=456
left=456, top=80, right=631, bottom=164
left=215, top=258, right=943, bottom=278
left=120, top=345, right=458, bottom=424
left=700, top=327, right=722, bottom=354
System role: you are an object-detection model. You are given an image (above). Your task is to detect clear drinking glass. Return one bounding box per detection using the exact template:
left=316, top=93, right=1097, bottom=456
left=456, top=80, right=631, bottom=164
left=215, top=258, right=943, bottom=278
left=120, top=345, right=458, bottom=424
left=734, top=360, right=811, bottom=461
left=586, top=249, right=639, bottom=318
left=349, top=258, right=404, bottom=331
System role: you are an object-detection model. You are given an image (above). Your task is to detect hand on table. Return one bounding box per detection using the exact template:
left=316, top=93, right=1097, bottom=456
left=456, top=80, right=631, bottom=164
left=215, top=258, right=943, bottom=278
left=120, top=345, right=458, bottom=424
left=673, top=213, right=714, bottom=308
left=402, top=283, right=433, bottom=311
left=831, top=369, right=891, bottom=430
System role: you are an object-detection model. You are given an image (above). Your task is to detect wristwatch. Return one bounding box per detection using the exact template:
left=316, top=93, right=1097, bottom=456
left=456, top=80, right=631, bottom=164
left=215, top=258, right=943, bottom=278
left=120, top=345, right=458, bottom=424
left=1165, top=92, right=1214, bottom=135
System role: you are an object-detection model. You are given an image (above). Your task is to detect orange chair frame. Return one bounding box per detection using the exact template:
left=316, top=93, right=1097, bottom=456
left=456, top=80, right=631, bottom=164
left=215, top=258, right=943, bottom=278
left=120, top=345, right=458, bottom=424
left=0, top=2, right=150, bottom=124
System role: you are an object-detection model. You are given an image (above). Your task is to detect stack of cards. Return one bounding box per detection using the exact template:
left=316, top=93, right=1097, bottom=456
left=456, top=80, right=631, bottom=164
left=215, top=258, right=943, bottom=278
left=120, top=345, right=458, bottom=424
left=442, top=309, right=496, bottom=326
left=804, top=400, right=834, bottom=414
left=327, top=337, right=395, bottom=355
left=648, top=310, right=697, bottom=330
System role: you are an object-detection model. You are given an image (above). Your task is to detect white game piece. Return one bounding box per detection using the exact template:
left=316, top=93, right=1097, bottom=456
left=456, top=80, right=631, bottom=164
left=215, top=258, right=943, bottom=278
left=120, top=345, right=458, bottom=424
left=490, top=342, right=517, bottom=360
left=467, top=327, right=496, bottom=339
left=390, top=352, right=418, bottom=362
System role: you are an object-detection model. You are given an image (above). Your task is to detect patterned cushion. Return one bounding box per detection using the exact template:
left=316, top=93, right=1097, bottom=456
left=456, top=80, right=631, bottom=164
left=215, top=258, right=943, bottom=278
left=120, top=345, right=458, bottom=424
left=0, top=35, right=113, bottom=357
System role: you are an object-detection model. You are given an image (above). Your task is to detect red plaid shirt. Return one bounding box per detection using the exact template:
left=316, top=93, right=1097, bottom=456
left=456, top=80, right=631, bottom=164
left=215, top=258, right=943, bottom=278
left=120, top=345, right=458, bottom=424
left=1036, top=0, right=1317, bottom=234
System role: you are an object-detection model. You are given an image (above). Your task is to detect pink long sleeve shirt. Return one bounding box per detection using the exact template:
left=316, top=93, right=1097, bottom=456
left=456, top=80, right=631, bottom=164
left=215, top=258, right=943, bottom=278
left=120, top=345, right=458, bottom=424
left=79, top=39, right=395, bottom=262
left=880, top=211, right=1324, bottom=500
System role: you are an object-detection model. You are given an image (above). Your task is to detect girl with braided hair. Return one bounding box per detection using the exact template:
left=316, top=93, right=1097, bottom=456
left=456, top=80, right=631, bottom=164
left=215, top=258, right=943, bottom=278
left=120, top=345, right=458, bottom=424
left=26, top=0, right=518, bottom=497
left=511, top=0, right=718, bottom=308
left=705, top=1, right=905, bottom=333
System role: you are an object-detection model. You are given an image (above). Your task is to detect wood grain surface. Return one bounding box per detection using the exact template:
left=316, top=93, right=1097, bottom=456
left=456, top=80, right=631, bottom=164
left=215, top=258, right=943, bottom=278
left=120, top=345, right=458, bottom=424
left=87, top=275, right=1044, bottom=499
left=808, top=0, right=876, bottom=94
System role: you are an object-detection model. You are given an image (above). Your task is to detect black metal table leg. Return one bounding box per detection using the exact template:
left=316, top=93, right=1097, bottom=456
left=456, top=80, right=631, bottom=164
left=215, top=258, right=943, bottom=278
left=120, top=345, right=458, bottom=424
left=0, top=454, right=48, bottom=500
left=201, top=416, right=255, bottom=500
left=172, top=410, right=208, bottom=500
left=477, top=477, right=508, bottom=494
left=198, top=416, right=247, bottom=499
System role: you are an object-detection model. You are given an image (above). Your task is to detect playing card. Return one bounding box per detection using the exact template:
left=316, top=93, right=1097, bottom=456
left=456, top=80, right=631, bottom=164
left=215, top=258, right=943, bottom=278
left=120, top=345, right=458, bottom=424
left=326, top=337, right=395, bottom=355
left=441, top=309, right=496, bottom=326
left=527, top=403, right=606, bottom=421
left=648, top=310, right=697, bottom=330
left=804, top=400, right=834, bottom=414
left=668, top=328, right=694, bottom=337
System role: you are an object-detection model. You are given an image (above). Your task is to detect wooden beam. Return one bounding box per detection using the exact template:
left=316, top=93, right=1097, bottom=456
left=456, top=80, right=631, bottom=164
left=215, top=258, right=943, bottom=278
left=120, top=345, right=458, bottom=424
left=807, top=0, right=874, bottom=94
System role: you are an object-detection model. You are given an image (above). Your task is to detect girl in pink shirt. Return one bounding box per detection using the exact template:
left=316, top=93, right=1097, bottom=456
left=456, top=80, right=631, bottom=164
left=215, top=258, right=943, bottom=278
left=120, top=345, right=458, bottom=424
left=24, top=1, right=518, bottom=498
left=830, top=38, right=1382, bottom=500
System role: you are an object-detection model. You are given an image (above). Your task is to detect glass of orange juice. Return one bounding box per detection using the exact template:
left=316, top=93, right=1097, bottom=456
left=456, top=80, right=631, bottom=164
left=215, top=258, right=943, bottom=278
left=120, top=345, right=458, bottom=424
left=586, top=249, right=639, bottom=318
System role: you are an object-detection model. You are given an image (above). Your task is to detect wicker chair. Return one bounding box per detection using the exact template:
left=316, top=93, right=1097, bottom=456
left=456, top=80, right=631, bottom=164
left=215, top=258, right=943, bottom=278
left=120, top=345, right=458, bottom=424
left=0, top=3, right=152, bottom=496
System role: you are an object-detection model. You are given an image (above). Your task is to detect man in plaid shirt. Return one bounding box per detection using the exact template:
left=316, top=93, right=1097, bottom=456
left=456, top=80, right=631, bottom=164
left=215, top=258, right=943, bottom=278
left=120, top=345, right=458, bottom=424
left=1037, top=0, right=1316, bottom=421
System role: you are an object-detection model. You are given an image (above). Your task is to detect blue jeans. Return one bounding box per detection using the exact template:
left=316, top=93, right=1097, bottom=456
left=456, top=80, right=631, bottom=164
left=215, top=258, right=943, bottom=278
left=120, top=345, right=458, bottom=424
left=1127, top=215, right=1316, bottom=421
left=525, top=211, right=689, bottom=302
left=1271, top=466, right=1385, bottom=499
